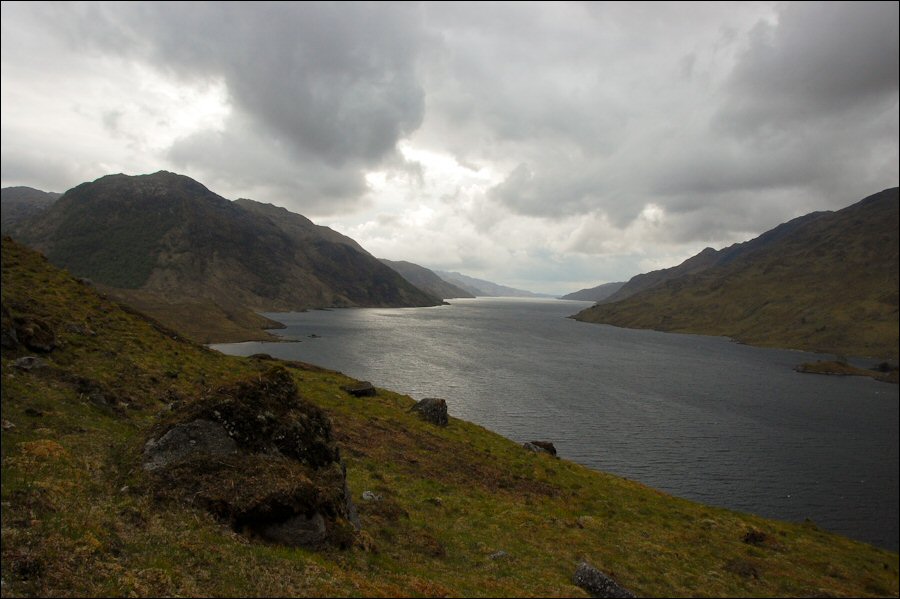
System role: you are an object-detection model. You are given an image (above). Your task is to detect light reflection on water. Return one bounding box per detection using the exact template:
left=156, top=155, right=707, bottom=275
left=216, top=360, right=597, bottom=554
left=213, top=297, right=899, bottom=551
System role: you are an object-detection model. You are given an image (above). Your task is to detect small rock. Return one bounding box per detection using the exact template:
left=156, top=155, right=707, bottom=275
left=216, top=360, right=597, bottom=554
left=426, top=497, right=443, bottom=506
left=14, top=317, right=56, bottom=353
left=361, top=490, right=383, bottom=502
left=64, top=323, right=96, bottom=336
left=411, top=397, right=449, bottom=426
left=576, top=515, right=595, bottom=529
left=742, top=528, right=767, bottom=545
left=489, top=550, right=510, bottom=560
left=523, top=441, right=555, bottom=455
left=573, top=561, right=634, bottom=598
left=14, top=356, right=45, bottom=371
left=1, top=419, right=15, bottom=430
left=529, top=440, right=557, bottom=456
left=341, top=381, right=376, bottom=397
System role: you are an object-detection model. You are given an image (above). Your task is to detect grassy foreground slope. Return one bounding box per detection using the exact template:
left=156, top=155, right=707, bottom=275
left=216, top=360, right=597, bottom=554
left=575, top=188, right=899, bottom=360
left=1, top=237, right=897, bottom=597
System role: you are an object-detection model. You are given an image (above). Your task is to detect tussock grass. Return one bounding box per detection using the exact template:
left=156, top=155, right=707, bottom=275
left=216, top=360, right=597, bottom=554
left=2, top=237, right=898, bottom=597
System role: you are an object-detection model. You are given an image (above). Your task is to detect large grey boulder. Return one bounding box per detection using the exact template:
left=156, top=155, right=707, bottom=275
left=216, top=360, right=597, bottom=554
left=573, top=561, right=635, bottom=598
left=143, top=419, right=238, bottom=471
left=411, top=397, right=449, bottom=426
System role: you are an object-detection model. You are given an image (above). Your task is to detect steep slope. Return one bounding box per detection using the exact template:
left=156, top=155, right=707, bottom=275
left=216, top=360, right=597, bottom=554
left=435, top=270, right=545, bottom=298
left=3, top=236, right=897, bottom=597
left=575, top=188, right=899, bottom=360
left=601, top=211, right=827, bottom=305
left=380, top=259, right=475, bottom=299
left=560, top=281, right=625, bottom=302
left=12, top=171, right=441, bottom=341
left=1, top=186, right=60, bottom=233
left=234, top=198, right=371, bottom=256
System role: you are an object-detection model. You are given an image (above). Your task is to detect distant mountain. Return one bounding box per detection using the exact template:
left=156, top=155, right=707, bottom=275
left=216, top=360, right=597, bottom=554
left=574, top=188, right=899, bottom=360
left=600, top=211, right=827, bottom=305
left=379, top=259, right=475, bottom=299
left=1, top=186, right=60, bottom=233
left=560, top=281, right=625, bottom=302
left=12, top=171, right=442, bottom=342
left=434, top=270, right=546, bottom=298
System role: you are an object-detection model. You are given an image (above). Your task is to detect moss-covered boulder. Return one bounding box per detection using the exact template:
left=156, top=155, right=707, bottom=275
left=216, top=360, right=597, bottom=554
left=144, top=366, right=358, bottom=548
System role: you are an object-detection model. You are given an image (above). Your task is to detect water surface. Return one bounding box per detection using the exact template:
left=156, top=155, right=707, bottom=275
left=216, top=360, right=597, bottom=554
left=213, top=297, right=899, bottom=551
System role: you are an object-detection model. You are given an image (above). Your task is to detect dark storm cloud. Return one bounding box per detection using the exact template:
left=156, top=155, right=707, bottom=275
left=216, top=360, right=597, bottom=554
left=647, top=1, right=899, bottom=236
left=46, top=1, right=428, bottom=208
left=478, top=1, right=898, bottom=243
left=720, top=1, right=899, bottom=133
left=165, top=113, right=369, bottom=211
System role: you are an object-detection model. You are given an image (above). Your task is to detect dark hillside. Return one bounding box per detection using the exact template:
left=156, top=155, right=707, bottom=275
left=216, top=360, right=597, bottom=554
left=575, top=188, right=899, bottom=360
left=12, top=171, right=441, bottom=341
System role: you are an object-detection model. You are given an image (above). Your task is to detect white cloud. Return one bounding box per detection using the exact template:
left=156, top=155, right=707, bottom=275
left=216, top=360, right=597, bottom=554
left=2, top=1, right=897, bottom=295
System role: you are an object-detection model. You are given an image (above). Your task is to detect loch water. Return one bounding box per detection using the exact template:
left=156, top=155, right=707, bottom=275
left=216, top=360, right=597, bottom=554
left=213, top=297, right=899, bottom=552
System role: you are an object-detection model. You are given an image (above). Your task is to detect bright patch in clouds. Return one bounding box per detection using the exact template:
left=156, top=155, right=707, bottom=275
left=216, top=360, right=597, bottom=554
left=2, top=1, right=897, bottom=294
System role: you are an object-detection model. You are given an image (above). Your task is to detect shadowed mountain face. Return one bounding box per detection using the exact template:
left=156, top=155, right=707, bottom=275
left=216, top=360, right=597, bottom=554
left=434, top=270, right=545, bottom=298
left=560, top=281, right=625, bottom=302
left=12, top=171, right=442, bottom=340
left=1, top=186, right=60, bottom=234
left=575, top=188, right=900, bottom=360
left=600, top=211, right=828, bottom=305
left=379, top=259, right=475, bottom=299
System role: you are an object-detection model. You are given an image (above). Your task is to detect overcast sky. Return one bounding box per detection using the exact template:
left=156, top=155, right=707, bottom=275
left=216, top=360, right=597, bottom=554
left=2, top=1, right=897, bottom=294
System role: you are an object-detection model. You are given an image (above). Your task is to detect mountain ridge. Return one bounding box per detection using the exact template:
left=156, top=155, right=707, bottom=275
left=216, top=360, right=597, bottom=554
left=574, top=188, right=900, bottom=360
left=379, top=259, right=475, bottom=299
left=435, top=270, right=547, bottom=298
left=10, top=171, right=442, bottom=342
left=560, top=281, right=626, bottom=302
left=1, top=186, right=61, bottom=234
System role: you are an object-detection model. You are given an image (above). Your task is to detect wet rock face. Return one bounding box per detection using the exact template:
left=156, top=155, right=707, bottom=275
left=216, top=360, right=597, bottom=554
left=144, top=366, right=358, bottom=548
left=411, top=397, right=449, bottom=426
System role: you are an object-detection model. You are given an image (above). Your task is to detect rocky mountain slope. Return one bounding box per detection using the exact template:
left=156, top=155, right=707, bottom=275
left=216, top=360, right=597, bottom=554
left=575, top=188, right=899, bottom=360
left=11, top=171, right=441, bottom=341
left=560, top=281, right=625, bottom=302
left=600, top=211, right=827, bottom=305
left=2, top=236, right=897, bottom=597
left=1, top=186, right=60, bottom=234
left=379, top=259, right=475, bottom=299
left=435, top=270, right=545, bottom=298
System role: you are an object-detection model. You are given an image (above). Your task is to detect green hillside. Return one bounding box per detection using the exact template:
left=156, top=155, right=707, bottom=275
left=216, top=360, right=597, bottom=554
left=575, top=188, right=900, bottom=360
left=2, top=237, right=897, bottom=597
left=11, top=172, right=441, bottom=342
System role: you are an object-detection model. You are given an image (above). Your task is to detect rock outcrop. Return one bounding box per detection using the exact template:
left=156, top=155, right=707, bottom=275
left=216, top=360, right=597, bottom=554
left=573, top=561, right=634, bottom=598
left=341, top=381, right=377, bottom=397
left=411, top=397, right=449, bottom=426
left=144, top=366, right=359, bottom=548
